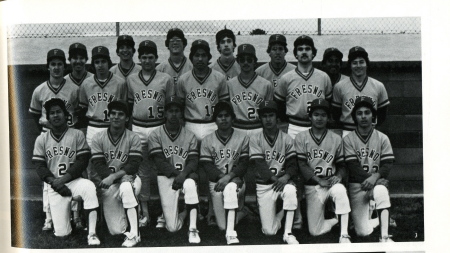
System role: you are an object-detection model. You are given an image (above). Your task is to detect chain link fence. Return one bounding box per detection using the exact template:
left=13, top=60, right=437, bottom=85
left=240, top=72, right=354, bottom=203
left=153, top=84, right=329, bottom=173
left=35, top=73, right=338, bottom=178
left=7, top=17, right=420, bottom=39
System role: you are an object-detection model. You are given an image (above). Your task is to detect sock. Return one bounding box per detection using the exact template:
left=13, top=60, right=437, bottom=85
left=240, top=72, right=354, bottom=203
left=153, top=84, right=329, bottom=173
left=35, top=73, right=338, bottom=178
left=284, top=210, right=294, bottom=235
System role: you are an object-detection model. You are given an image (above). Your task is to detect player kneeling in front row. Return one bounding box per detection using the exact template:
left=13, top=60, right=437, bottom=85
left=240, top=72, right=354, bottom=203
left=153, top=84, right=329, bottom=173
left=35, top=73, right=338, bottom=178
left=249, top=101, right=299, bottom=244
left=200, top=101, right=249, bottom=244
left=32, top=98, right=100, bottom=245
left=295, top=98, right=351, bottom=243
left=89, top=100, right=143, bottom=247
left=343, top=96, right=394, bottom=242
left=148, top=96, right=201, bottom=243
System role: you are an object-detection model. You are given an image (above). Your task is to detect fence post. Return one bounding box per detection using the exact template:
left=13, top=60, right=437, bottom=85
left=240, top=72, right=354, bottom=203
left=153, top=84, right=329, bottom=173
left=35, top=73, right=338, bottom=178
left=318, top=18, right=321, bottom=35
left=116, top=22, right=120, bottom=36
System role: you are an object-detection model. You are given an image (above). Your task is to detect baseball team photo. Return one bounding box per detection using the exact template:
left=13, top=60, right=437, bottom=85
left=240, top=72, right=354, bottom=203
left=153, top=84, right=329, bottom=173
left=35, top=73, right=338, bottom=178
left=7, top=16, right=423, bottom=249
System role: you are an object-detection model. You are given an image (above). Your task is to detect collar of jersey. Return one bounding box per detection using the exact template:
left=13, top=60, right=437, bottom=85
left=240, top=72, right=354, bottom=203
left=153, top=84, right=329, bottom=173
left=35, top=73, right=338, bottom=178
left=309, top=128, right=328, bottom=146
left=46, top=79, right=66, bottom=94
left=94, top=72, right=113, bottom=88
left=215, top=129, right=234, bottom=146
left=163, top=124, right=182, bottom=141
left=118, top=62, right=135, bottom=77
left=69, top=72, right=87, bottom=86
left=355, top=127, right=374, bottom=144
left=217, top=57, right=236, bottom=72
left=168, top=57, right=187, bottom=73
left=350, top=76, right=368, bottom=92
left=238, top=73, right=258, bottom=88
left=139, top=70, right=157, bottom=86
left=50, top=127, right=69, bottom=143
left=192, top=68, right=212, bottom=85
left=107, top=128, right=126, bottom=146
left=263, top=129, right=280, bottom=148
left=269, top=61, right=287, bottom=76
left=295, top=67, right=314, bottom=81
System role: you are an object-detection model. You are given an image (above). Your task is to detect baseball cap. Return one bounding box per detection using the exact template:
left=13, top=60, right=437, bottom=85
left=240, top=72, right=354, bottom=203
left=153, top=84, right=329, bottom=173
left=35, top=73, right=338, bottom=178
left=348, top=46, right=369, bottom=64
left=107, top=100, right=130, bottom=117
left=44, top=98, right=69, bottom=117
left=351, top=96, right=377, bottom=122
left=236, top=44, right=258, bottom=62
left=68, top=43, right=88, bottom=60
left=117, top=35, right=135, bottom=47
left=212, top=101, right=236, bottom=121
left=268, top=34, right=287, bottom=47
left=165, top=28, right=188, bottom=47
left=215, top=28, right=236, bottom=46
left=308, top=98, right=330, bottom=116
left=257, top=100, right=278, bottom=116
left=47, top=49, right=66, bottom=63
left=189, top=39, right=212, bottom=61
left=322, top=47, right=343, bottom=64
left=92, top=46, right=110, bottom=60
left=138, top=40, right=158, bottom=58
left=293, top=35, right=317, bottom=56
left=165, top=96, right=184, bottom=110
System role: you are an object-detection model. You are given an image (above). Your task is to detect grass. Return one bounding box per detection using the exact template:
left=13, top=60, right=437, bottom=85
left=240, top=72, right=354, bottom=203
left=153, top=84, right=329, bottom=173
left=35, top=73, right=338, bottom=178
left=12, top=197, right=423, bottom=249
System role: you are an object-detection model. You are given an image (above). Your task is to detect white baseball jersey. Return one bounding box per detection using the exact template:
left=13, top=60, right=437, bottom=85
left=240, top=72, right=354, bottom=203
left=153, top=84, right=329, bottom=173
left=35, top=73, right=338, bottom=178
left=79, top=73, right=127, bottom=127
left=29, top=79, right=80, bottom=127
left=332, top=76, right=390, bottom=131
left=127, top=70, right=174, bottom=127
left=210, top=58, right=241, bottom=80
left=64, top=72, right=93, bottom=87
left=274, top=68, right=332, bottom=127
left=200, top=129, right=249, bottom=175
left=177, top=68, right=229, bottom=123
left=156, top=57, right=193, bottom=89
left=148, top=125, right=198, bottom=172
left=249, top=130, right=296, bottom=181
left=295, top=129, right=344, bottom=179
left=343, top=128, right=395, bottom=182
left=255, top=61, right=296, bottom=88
left=110, top=62, right=141, bottom=81
left=228, top=73, right=274, bottom=129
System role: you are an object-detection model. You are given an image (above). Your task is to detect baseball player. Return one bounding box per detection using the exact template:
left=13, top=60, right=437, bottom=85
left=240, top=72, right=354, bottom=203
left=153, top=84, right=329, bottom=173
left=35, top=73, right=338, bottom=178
left=274, top=35, right=333, bottom=138
left=32, top=98, right=100, bottom=245
left=210, top=28, right=241, bottom=80
left=79, top=46, right=127, bottom=146
left=321, top=47, right=349, bottom=87
left=200, top=101, right=249, bottom=244
left=295, top=98, right=351, bottom=243
left=332, top=46, right=390, bottom=137
left=228, top=44, right=274, bottom=135
left=156, top=28, right=193, bottom=91
left=148, top=96, right=201, bottom=243
left=29, top=49, right=81, bottom=231
left=110, top=35, right=141, bottom=81
left=255, top=34, right=296, bottom=88
left=89, top=100, right=143, bottom=247
left=127, top=40, right=174, bottom=228
left=249, top=100, right=299, bottom=244
left=343, top=96, right=395, bottom=242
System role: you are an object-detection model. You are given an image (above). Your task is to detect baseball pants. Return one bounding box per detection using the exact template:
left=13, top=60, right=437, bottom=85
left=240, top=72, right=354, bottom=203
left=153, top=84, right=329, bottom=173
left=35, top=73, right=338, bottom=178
left=287, top=124, right=310, bottom=140
left=185, top=122, right=217, bottom=142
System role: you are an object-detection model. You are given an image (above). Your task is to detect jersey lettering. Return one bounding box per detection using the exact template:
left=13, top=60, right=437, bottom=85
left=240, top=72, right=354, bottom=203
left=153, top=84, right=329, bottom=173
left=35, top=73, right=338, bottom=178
left=306, top=149, right=334, bottom=163
left=264, top=150, right=286, bottom=163
left=344, top=95, right=376, bottom=110
left=230, top=91, right=264, bottom=105
left=133, top=90, right=163, bottom=104
left=45, top=146, right=76, bottom=159
left=103, top=150, right=129, bottom=162
left=88, top=93, right=116, bottom=106
left=186, top=88, right=217, bottom=103
left=213, top=149, right=240, bottom=161
left=163, top=145, right=189, bottom=159
left=288, top=85, right=323, bottom=100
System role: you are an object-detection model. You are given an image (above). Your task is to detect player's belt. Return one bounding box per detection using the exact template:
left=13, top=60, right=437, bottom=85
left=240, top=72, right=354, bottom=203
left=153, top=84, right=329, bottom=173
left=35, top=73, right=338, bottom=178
left=132, top=118, right=165, bottom=128
left=184, top=118, right=215, bottom=124
left=287, top=116, right=311, bottom=127
left=88, top=120, right=110, bottom=128
left=232, top=119, right=262, bottom=129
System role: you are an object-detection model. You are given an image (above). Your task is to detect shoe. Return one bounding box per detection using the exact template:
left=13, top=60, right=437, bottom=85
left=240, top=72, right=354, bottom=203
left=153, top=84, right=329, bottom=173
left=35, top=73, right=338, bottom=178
left=339, top=234, right=352, bottom=243
left=42, top=219, right=53, bottom=231
left=379, top=235, right=394, bottom=242
left=390, top=217, right=397, bottom=227
left=283, top=233, right=299, bottom=244
left=188, top=229, right=201, bottom=243
left=226, top=231, right=239, bottom=245
left=74, top=217, right=85, bottom=230
left=207, top=216, right=217, bottom=227
left=139, top=216, right=149, bottom=227
left=87, top=234, right=101, bottom=246
left=156, top=216, right=166, bottom=228
left=122, top=232, right=141, bottom=247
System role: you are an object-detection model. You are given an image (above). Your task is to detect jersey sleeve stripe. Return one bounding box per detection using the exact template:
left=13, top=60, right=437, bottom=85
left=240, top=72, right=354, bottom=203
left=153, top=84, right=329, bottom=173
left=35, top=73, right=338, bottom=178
left=79, top=102, right=88, bottom=107
left=285, top=151, right=296, bottom=159
left=331, top=101, right=342, bottom=108
left=188, top=150, right=199, bottom=156
left=378, top=99, right=390, bottom=108
left=32, top=156, right=46, bottom=161
left=380, top=154, right=395, bottom=161
left=199, top=156, right=213, bottom=162
left=344, top=154, right=358, bottom=161
left=29, top=107, right=42, bottom=114
left=274, top=93, right=285, bottom=102
left=240, top=152, right=249, bottom=157
left=249, top=154, right=264, bottom=160
left=335, top=156, right=345, bottom=163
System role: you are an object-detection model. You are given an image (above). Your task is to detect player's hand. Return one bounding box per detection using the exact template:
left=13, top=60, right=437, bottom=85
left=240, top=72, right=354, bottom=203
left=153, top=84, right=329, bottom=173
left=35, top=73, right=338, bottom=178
left=56, top=185, right=72, bottom=197
left=327, top=175, right=342, bottom=186
left=50, top=177, right=66, bottom=191
left=361, top=174, right=379, bottom=191
left=318, top=178, right=331, bottom=188
left=215, top=174, right=232, bottom=192
left=272, top=174, right=289, bottom=192
left=120, top=174, right=135, bottom=183
left=231, top=177, right=244, bottom=189
left=100, top=175, right=116, bottom=189
left=172, top=173, right=186, bottom=191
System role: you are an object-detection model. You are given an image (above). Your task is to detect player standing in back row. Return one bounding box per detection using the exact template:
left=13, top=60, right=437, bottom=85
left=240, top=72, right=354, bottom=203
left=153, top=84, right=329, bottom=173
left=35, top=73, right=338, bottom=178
left=110, top=35, right=141, bottom=81
left=228, top=44, right=273, bottom=135
left=210, top=28, right=240, bottom=80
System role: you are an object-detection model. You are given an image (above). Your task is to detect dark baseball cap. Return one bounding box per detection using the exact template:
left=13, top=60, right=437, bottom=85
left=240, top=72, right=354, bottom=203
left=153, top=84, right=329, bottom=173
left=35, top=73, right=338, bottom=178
left=353, top=96, right=375, bottom=111
left=69, top=43, right=87, bottom=52
left=165, top=96, right=184, bottom=110
left=257, top=100, right=278, bottom=116
left=47, top=49, right=66, bottom=62
left=268, top=34, right=287, bottom=47
left=215, top=28, right=236, bottom=46
left=212, top=101, right=235, bottom=121
left=348, top=46, right=369, bottom=63
left=309, top=98, right=330, bottom=116
left=294, top=35, right=315, bottom=49
left=138, top=40, right=158, bottom=57
left=236, top=44, right=257, bottom=59
left=189, top=39, right=212, bottom=61
left=92, top=46, right=110, bottom=59
left=117, top=35, right=135, bottom=47
left=322, top=47, right=343, bottom=63
left=108, top=100, right=130, bottom=117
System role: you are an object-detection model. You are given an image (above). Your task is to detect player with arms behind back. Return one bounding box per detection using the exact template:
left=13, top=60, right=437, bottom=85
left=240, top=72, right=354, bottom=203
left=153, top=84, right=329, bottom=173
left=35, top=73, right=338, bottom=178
left=210, top=28, right=241, bottom=80
left=148, top=96, right=201, bottom=243
left=89, top=101, right=143, bottom=247
left=295, top=98, right=351, bottom=243
left=32, top=98, right=100, bottom=245
left=249, top=101, right=299, bottom=244
left=200, top=102, right=249, bottom=244
left=343, top=96, right=395, bottom=242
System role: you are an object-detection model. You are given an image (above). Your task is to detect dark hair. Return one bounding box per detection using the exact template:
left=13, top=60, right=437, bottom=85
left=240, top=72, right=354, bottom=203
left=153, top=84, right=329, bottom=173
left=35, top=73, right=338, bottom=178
left=266, top=43, right=288, bottom=54
left=212, top=101, right=236, bottom=121
left=44, top=98, right=70, bottom=121
left=351, top=101, right=377, bottom=123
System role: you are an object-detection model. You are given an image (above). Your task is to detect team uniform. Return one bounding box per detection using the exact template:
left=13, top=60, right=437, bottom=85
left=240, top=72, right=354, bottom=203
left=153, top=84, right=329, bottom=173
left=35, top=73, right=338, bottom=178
left=64, top=72, right=93, bottom=87
left=210, top=58, right=241, bottom=80
left=255, top=61, right=296, bottom=88
left=156, top=57, right=193, bottom=91
left=32, top=128, right=98, bottom=236
left=295, top=129, right=351, bottom=236
left=274, top=68, right=333, bottom=138
left=148, top=125, right=199, bottom=232
left=110, top=62, right=142, bottom=81
left=89, top=128, right=142, bottom=235
left=29, top=79, right=80, bottom=130
left=79, top=73, right=127, bottom=146
left=343, top=128, right=394, bottom=236
left=332, top=76, right=390, bottom=133
left=228, top=73, right=274, bottom=134
left=177, top=68, right=229, bottom=140
left=200, top=129, right=249, bottom=230
left=249, top=130, right=298, bottom=235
